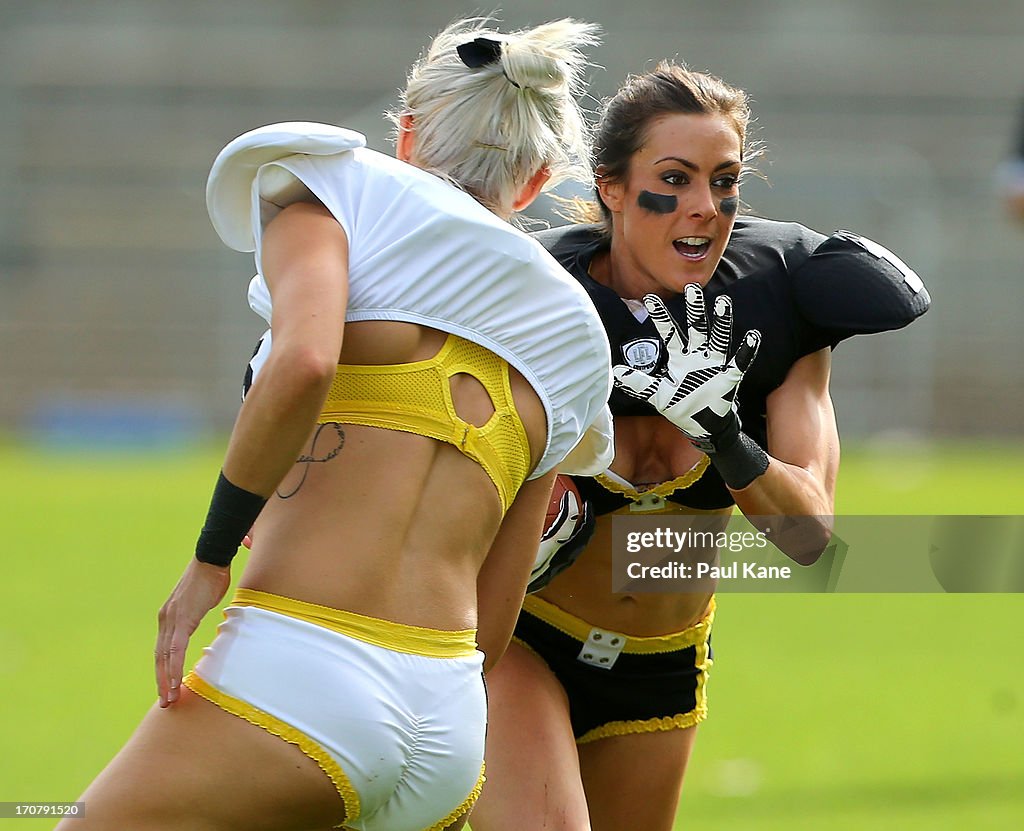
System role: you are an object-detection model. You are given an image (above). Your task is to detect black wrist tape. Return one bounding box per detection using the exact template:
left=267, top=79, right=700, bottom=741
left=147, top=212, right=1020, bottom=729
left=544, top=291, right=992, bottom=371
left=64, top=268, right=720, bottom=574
left=194, top=472, right=268, bottom=567
left=709, top=431, right=769, bottom=490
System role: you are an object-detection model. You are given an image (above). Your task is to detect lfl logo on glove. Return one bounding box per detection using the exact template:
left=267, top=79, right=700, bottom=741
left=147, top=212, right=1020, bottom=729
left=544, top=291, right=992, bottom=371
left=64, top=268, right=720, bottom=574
left=621, top=338, right=661, bottom=372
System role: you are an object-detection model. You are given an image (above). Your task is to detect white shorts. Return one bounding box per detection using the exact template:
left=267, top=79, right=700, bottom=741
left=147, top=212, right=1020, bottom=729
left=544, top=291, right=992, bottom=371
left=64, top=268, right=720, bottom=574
left=184, top=588, right=486, bottom=831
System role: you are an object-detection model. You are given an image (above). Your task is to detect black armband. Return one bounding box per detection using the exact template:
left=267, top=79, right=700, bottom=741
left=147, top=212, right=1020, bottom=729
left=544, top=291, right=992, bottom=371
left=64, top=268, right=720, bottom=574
left=708, top=430, right=769, bottom=490
left=194, top=472, right=268, bottom=567
left=688, top=407, right=769, bottom=490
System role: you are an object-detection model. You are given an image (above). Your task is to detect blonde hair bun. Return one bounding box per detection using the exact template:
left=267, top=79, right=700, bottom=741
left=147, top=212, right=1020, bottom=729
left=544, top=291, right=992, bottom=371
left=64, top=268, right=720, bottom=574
left=392, top=17, right=600, bottom=216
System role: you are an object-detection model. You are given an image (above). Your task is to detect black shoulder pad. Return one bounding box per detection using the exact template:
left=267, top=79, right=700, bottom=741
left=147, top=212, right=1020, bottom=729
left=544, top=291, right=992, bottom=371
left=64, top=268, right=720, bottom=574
left=792, top=230, right=930, bottom=346
left=531, top=224, right=604, bottom=266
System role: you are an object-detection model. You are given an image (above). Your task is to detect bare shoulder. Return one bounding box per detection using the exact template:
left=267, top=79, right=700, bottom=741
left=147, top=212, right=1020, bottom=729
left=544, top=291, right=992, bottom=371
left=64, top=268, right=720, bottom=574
left=774, top=348, right=832, bottom=397
left=266, top=199, right=338, bottom=232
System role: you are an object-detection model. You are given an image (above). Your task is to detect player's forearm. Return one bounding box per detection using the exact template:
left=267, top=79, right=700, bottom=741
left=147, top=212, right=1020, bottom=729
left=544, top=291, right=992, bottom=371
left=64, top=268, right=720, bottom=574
left=192, top=349, right=336, bottom=568
left=476, top=471, right=557, bottom=671
left=221, top=346, right=337, bottom=496
left=477, top=592, right=527, bottom=674
left=729, top=459, right=834, bottom=565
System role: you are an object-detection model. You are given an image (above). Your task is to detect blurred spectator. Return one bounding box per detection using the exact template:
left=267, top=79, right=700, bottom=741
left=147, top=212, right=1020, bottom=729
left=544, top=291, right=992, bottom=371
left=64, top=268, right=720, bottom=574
left=998, top=92, right=1024, bottom=224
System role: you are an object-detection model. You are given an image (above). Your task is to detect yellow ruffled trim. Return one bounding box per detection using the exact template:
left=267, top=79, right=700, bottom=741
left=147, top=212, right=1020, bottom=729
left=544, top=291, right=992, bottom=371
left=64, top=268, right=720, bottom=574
left=576, top=709, right=707, bottom=745
left=232, top=588, right=478, bottom=658
left=594, top=457, right=710, bottom=501
left=421, top=763, right=486, bottom=831
left=610, top=501, right=733, bottom=516
left=520, top=595, right=716, bottom=655
left=183, top=671, right=361, bottom=824
left=577, top=630, right=713, bottom=746
left=575, top=614, right=716, bottom=745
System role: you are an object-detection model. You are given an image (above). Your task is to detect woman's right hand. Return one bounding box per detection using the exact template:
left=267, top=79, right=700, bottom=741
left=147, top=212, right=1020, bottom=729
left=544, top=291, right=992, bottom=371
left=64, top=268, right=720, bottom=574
left=155, top=559, right=231, bottom=707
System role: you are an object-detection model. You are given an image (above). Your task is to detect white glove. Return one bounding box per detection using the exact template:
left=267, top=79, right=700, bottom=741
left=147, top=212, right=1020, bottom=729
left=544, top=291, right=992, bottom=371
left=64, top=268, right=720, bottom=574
left=613, top=285, right=760, bottom=453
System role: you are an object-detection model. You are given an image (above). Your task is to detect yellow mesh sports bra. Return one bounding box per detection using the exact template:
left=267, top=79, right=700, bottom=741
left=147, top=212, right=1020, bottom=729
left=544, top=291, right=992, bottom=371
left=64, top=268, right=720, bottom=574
left=318, top=333, right=533, bottom=513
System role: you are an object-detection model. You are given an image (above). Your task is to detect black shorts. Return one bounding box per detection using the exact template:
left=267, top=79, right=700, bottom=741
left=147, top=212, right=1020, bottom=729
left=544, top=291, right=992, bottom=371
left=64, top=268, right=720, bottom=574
left=512, top=595, right=714, bottom=744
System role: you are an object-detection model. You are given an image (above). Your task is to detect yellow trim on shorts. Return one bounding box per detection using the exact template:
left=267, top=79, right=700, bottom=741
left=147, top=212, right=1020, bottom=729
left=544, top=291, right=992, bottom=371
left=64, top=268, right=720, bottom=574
left=421, top=763, right=486, bottom=831
left=183, top=670, right=361, bottom=824
left=521, top=595, right=716, bottom=655
left=575, top=613, right=715, bottom=745
left=232, top=588, right=478, bottom=658
left=576, top=709, right=707, bottom=745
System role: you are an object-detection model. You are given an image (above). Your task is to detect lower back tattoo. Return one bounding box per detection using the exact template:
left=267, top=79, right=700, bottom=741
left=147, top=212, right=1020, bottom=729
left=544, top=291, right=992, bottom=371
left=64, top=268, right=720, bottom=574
left=277, top=423, right=346, bottom=499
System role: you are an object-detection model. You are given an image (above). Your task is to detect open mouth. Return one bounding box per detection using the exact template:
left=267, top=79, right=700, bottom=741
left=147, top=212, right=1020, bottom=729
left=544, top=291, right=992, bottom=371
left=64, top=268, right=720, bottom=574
left=672, top=237, right=712, bottom=260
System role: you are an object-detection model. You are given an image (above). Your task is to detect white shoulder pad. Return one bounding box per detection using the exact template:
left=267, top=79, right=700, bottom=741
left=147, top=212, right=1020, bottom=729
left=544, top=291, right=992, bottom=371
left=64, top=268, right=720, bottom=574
left=555, top=405, right=615, bottom=477
left=206, top=122, right=366, bottom=252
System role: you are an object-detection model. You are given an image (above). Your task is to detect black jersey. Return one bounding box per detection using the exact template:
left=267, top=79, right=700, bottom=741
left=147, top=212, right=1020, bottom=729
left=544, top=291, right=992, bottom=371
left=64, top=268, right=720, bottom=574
left=533, top=216, right=930, bottom=511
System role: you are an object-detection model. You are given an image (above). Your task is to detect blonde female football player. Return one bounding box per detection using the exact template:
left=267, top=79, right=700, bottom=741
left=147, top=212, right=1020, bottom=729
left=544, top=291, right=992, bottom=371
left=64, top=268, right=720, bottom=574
left=59, top=18, right=613, bottom=831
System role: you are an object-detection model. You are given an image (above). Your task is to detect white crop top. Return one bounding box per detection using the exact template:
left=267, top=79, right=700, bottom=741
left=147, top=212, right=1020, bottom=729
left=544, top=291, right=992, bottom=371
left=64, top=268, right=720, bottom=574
left=206, top=122, right=613, bottom=478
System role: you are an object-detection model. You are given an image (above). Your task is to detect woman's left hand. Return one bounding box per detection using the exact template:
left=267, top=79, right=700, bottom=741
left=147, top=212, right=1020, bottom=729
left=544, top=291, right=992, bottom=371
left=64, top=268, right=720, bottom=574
left=613, top=286, right=759, bottom=448
left=155, top=559, right=231, bottom=708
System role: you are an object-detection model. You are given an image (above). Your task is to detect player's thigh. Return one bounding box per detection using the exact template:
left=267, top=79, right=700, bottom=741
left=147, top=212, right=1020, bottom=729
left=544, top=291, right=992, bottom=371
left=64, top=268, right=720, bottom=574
left=578, top=726, right=699, bottom=831
left=61, top=686, right=343, bottom=831
left=470, top=641, right=590, bottom=831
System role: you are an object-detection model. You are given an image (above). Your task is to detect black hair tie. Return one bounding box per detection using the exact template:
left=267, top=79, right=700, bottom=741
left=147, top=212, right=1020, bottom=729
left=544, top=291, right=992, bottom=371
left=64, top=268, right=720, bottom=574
left=457, top=36, right=522, bottom=88
left=457, top=37, right=502, bottom=68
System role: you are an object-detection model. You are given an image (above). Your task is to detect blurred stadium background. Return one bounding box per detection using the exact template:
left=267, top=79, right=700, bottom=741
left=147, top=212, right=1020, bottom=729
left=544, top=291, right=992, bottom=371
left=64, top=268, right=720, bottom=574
left=2, top=1, right=1023, bottom=828
left=1, top=0, right=1023, bottom=442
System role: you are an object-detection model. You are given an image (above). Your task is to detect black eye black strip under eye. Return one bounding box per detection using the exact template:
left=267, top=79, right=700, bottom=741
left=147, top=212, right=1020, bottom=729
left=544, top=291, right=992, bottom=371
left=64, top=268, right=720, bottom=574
left=637, top=190, right=677, bottom=214
left=720, top=196, right=738, bottom=215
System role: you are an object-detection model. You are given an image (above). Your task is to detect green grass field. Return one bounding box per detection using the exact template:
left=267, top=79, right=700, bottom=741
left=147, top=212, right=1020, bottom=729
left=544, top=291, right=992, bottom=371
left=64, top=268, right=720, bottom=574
left=2, top=439, right=1023, bottom=828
